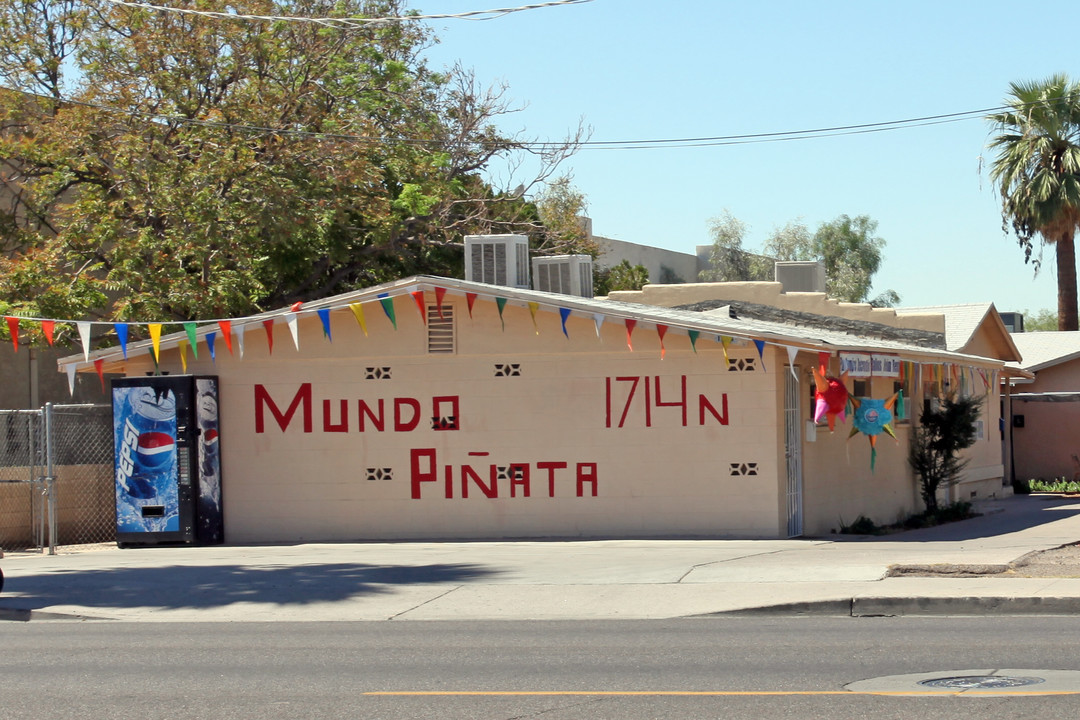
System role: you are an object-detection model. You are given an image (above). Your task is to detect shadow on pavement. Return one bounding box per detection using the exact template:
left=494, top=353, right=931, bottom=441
left=0, top=562, right=500, bottom=612
left=826, top=495, right=1080, bottom=543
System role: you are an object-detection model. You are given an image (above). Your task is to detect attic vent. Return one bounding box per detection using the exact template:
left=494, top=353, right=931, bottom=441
left=465, top=234, right=530, bottom=289
left=532, top=254, right=594, bottom=297
left=427, top=304, right=455, bottom=354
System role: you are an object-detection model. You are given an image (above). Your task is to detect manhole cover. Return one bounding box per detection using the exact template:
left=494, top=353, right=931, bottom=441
left=918, top=675, right=1045, bottom=690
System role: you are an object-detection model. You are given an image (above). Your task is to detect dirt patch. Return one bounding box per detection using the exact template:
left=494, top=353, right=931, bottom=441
left=889, top=542, right=1080, bottom=578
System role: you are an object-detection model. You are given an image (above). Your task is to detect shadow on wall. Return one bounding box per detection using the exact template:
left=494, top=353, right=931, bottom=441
left=0, top=562, right=500, bottom=612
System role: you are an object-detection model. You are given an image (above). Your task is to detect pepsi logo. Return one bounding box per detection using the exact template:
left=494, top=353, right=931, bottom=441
left=137, top=431, right=175, bottom=470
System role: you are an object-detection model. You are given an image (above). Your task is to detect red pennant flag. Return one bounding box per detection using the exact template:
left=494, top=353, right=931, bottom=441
left=263, top=319, right=275, bottom=355
left=218, top=320, right=234, bottom=355
left=656, top=324, right=668, bottom=359
left=466, top=293, right=478, bottom=318
left=435, top=287, right=447, bottom=319
left=411, top=291, right=427, bottom=325
left=41, top=320, right=55, bottom=346
left=625, top=319, right=637, bottom=351
left=94, top=358, right=105, bottom=392
left=5, top=316, right=18, bottom=352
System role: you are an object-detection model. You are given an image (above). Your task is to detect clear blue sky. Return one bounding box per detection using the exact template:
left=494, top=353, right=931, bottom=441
left=419, top=0, right=1078, bottom=315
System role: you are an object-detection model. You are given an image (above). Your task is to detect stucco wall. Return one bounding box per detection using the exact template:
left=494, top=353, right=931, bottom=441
left=1012, top=360, right=1080, bottom=482
left=105, top=297, right=786, bottom=542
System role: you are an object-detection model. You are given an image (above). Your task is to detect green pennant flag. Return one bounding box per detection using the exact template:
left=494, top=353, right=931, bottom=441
left=496, top=297, right=507, bottom=331
left=688, top=330, right=699, bottom=353
left=378, top=294, right=397, bottom=329
left=184, top=322, right=199, bottom=359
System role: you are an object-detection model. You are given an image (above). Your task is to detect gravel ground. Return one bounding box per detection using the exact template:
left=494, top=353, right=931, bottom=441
left=889, top=542, right=1080, bottom=578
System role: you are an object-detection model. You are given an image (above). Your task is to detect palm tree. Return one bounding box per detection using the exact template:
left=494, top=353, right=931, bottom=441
left=988, top=75, right=1080, bottom=331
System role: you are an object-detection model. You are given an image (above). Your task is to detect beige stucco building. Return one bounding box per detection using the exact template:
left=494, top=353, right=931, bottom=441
left=63, top=277, right=1015, bottom=543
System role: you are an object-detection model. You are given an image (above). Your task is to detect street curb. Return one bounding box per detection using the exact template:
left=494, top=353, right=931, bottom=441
left=0, top=607, right=105, bottom=622
left=706, top=596, right=1080, bottom=617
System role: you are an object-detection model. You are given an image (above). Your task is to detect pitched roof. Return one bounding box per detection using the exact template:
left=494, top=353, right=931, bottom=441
left=60, top=276, right=1007, bottom=371
left=1008, top=331, right=1080, bottom=372
left=897, top=303, right=1022, bottom=362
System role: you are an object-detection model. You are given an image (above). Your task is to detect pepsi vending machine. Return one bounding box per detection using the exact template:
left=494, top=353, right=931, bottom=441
left=112, top=376, right=223, bottom=546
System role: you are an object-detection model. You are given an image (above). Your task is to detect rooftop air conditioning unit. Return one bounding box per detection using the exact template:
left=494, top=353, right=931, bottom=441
left=464, top=234, right=530, bottom=289
left=1000, top=312, right=1024, bottom=333
left=775, top=261, right=826, bottom=293
left=532, top=254, right=594, bottom=298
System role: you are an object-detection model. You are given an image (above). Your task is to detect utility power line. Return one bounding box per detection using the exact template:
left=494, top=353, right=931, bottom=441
left=100, top=0, right=594, bottom=27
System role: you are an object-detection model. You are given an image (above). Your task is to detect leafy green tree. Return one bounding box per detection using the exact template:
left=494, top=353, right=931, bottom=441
left=988, top=75, right=1080, bottom=331
left=763, top=219, right=814, bottom=262
left=698, top=211, right=771, bottom=282
left=1023, top=308, right=1058, bottom=331
left=812, top=214, right=891, bottom=304
left=909, top=393, right=982, bottom=514
left=0, top=0, right=582, bottom=332
left=534, top=176, right=599, bottom=257
left=595, top=260, right=648, bottom=295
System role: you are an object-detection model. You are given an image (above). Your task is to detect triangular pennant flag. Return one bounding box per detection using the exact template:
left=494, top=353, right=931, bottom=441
left=78, top=321, right=92, bottom=362
left=411, top=291, right=427, bottom=325
left=149, top=323, right=162, bottom=362
left=179, top=340, right=189, bottom=373
left=41, top=320, right=55, bottom=346
left=94, top=358, right=105, bottom=392
left=115, top=323, right=129, bottom=359
left=559, top=308, right=571, bottom=338
left=435, top=287, right=447, bottom=319
left=656, top=324, right=668, bottom=359
left=184, top=322, right=199, bottom=359
left=317, top=308, right=332, bottom=341
left=206, top=332, right=217, bottom=363
left=466, top=293, right=478, bottom=319
left=349, top=303, right=368, bottom=336
left=528, top=302, right=540, bottom=334
left=495, top=298, right=507, bottom=331
left=236, top=323, right=246, bottom=359
left=263, top=318, right=275, bottom=355
left=625, top=319, right=637, bottom=351
left=721, top=336, right=731, bottom=366
left=753, top=339, right=766, bottom=371
left=66, top=364, right=76, bottom=397
left=5, top=316, right=18, bottom=352
left=286, top=314, right=300, bottom=351
left=593, top=313, right=605, bottom=339
left=688, top=330, right=699, bottom=353
left=218, top=320, right=234, bottom=355
left=378, top=294, right=397, bottom=329
left=786, top=346, right=798, bottom=380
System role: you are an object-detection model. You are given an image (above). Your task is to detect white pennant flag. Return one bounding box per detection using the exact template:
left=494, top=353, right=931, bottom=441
left=235, top=323, right=246, bottom=359
left=286, top=314, right=300, bottom=351
left=77, top=321, right=92, bottom=362
left=66, top=364, right=77, bottom=397
left=786, top=346, right=799, bottom=381
left=592, top=313, right=605, bottom=339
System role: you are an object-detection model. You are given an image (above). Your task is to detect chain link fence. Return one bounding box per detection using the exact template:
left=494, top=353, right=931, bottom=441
left=0, top=404, right=114, bottom=553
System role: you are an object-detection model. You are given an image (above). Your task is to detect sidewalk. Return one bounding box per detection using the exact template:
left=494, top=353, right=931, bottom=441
left=2, top=494, right=1080, bottom=622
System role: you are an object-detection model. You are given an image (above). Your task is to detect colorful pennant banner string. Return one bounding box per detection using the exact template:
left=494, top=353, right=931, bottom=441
left=528, top=302, right=540, bottom=334
left=656, top=324, right=668, bottom=359
left=5, top=316, right=18, bottom=353
left=349, top=302, right=368, bottom=336
left=495, top=298, right=507, bottom=331
left=149, top=323, right=162, bottom=362
left=625, top=319, right=636, bottom=351
left=78, top=321, right=91, bottom=362
left=41, top=320, right=54, bottom=346
left=466, top=292, right=478, bottom=318
left=593, top=313, right=605, bottom=339
left=206, top=332, right=217, bottom=362
left=411, top=291, right=427, bottom=325
left=378, top=294, right=397, bottom=329
left=218, top=320, right=234, bottom=355
left=263, top=318, right=275, bottom=355
left=286, top=314, right=300, bottom=351
left=318, top=308, right=332, bottom=341
left=435, top=287, right=447, bottom=319
left=559, top=308, right=571, bottom=338
left=688, top=330, right=699, bottom=353
left=753, top=339, right=766, bottom=371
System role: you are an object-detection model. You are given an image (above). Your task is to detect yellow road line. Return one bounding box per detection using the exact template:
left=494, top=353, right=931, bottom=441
left=365, top=690, right=1080, bottom=697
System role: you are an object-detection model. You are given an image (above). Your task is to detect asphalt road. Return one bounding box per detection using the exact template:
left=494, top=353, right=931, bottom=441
left=3, top=617, right=1080, bottom=719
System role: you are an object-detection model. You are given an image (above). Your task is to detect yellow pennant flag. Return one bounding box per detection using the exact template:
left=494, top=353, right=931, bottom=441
left=721, top=336, right=732, bottom=366
left=149, top=323, right=163, bottom=362
left=527, top=302, right=540, bottom=334
left=349, top=302, right=368, bottom=336
left=178, top=340, right=188, bottom=373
